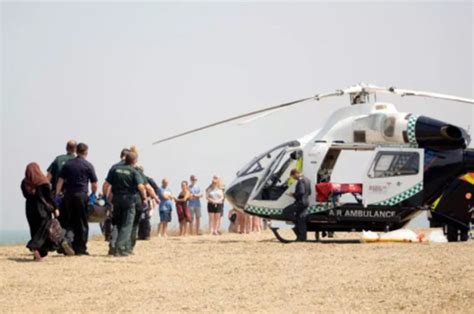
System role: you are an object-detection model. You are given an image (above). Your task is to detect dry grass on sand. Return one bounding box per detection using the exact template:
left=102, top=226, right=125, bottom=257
left=0, top=229, right=473, bottom=312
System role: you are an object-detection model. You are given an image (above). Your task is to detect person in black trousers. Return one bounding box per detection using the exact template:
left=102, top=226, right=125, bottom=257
left=56, top=143, right=98, bottom=255
left=21, top=162, right=73, bottom=261
left=289, top=169, right=311, bottom=241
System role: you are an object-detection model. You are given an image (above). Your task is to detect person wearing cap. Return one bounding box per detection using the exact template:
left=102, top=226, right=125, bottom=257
left=47, top=140, right=77, bottom=194
left=55, top=143, right=98, bottom=255
left=103, top=152, right=147, bottom=256
left=188, top=175, right=203, bottom=235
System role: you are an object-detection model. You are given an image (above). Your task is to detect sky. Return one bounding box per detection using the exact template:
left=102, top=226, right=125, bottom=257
left=1, top=2, right=473, bottom=231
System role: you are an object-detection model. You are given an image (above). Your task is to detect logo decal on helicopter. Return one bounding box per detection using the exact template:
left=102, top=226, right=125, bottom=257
left=329, top=209, right=396, bottom=218
left=368, top=185, right=388, bottom=193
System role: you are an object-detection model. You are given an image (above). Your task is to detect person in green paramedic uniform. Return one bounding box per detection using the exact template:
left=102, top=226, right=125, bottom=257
left=47, top=140, right=77, bottom=193
left=103, top=152, right=147, bottom=257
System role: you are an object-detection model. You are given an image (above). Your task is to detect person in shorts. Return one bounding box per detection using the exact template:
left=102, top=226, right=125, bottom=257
left=157, top=178, right=173, bottom=238
left=206, top=176, right=224, bottom=235
left=188, top=175, right=203, bottom=235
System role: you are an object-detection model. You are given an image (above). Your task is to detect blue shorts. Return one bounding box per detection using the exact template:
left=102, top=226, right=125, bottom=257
left=159, top=210, right=172, bottom=222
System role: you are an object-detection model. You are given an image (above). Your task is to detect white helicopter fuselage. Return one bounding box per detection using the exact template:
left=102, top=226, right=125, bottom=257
left=153, top=83, right=474, bottom=240
left=227, top=102, right=425, bottom=220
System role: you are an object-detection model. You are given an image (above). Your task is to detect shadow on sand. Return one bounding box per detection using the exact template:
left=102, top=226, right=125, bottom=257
left=7, top=257, right=35, bottom=263
left=258, top=238, right=361, bottom=244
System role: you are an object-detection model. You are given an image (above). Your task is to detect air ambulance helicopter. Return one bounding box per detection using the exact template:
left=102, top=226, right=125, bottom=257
left=153, top=83, right=474, bottom=243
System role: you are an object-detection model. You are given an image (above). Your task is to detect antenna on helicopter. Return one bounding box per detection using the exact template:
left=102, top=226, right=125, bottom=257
left=152, top=83, right=474, bottom=145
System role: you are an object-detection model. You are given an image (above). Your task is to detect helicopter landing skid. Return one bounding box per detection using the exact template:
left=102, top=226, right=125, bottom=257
left=270, top=227, right=322, bottom=243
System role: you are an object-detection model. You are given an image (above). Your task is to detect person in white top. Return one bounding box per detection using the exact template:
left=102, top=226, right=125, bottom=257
left=206, top=176, right=224, bottom=235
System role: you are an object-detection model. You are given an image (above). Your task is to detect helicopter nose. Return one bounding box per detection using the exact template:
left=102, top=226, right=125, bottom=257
left=225, top=177, right=259, bottom=210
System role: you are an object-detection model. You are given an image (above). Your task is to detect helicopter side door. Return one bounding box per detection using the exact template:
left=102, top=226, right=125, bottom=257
left=362, top=147, right=424, bottom=206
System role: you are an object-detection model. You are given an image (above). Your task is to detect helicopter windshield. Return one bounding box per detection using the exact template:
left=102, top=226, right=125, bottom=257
left=236, top=141, right=300, bottom=177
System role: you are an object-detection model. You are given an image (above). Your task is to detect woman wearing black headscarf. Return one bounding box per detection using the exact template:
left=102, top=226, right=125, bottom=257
left=20, top=162, right=63, bottom=261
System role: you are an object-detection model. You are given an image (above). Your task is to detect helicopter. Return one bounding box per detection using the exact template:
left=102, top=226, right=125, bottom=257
left=153, top=83, right=474, bottom=243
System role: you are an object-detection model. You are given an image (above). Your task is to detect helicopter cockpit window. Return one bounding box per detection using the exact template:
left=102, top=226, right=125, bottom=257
left=236, top=141, right=300, bottom=177
left=368, top=151, right=419, bottom=178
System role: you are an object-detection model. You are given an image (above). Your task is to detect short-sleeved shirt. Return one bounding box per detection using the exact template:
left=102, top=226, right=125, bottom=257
left=47, top=153, right=75, bottom=190
left=135, top=167, right=149, bottom=186
left=158, top=187, right=173, bottom=212
left=188, top=185, right=201, bottom=207
left=207, top=187, right=224, bottom=204
left=59, top=157, right=98, bottom=194
left=105, top=164, right=144, bottom=195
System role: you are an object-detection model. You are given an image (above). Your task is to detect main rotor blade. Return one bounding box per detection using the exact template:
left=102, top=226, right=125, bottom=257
left=151, top=83, right=474, bottom=145
left=237, top=107, right=288, bottom=125
left=355, top=83, right=474, bottom=104
left=152, top=96, right=315, bottom=145
left=391, top=88, right=474, bottom=104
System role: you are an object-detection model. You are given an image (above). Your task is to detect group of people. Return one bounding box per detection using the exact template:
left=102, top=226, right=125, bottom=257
left=21, top=139, right=313, bottom=261
left=228, top=208, right=265, bottom=234
left=156, top=175, right=226, bottom=237
left=21, top=140, right=95, bottom=260
left=22, top=140, right=279, bottom=261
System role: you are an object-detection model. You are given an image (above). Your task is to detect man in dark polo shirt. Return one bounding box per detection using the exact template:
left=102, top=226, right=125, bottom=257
left=103, top=152, right=147, bottom=256
left=56, top=143, right=98, bottom=255
left=289, top=169, right=311, bottom=241
left=47, top=140, right=77, bottom=193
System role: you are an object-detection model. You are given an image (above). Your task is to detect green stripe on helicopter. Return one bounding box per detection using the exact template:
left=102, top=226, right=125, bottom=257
left=374, top=181, right=423, bottom=206
left=245, top=202, right=333, bottom=216
left=246, top=182, right=423, bottom=215
left=407, top=114, right=419, bottom=147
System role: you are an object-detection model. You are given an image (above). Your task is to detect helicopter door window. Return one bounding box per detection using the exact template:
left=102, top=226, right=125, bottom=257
left=368, top=152, right=419, bottom=178
left=256, top=150, right=303, bottom=201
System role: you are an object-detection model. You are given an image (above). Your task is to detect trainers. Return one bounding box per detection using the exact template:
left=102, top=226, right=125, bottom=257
left=61, top=241, right=75, bottom=256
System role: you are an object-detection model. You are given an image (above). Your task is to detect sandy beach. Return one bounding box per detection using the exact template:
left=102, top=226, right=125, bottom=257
left=0, top=229, right=473, bottom=313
